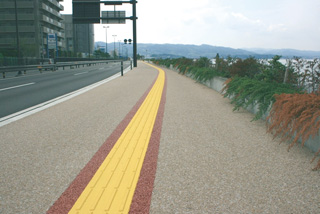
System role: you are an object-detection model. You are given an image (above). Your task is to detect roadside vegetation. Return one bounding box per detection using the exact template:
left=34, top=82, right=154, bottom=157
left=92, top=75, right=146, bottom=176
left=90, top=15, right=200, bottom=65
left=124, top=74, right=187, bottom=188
left=151, top=55, right=320, bottom=170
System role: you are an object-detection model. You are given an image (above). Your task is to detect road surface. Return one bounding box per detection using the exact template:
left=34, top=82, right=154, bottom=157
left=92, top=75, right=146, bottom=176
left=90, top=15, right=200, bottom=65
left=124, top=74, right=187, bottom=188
left=0, top=61, right=131, bottom=118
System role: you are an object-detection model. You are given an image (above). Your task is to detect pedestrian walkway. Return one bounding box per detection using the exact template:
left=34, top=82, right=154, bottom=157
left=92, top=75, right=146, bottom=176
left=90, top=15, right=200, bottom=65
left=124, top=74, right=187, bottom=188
left=67, top=64, right=164, bottom=213
left=0, top=62, right=319, bottom=214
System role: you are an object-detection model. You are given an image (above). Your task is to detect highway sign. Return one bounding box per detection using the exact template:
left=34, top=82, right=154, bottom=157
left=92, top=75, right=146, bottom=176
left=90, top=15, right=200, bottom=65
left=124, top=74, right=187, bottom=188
left=73, top=0, right=100, bottom=24
left=101, top=11, right=126, bottom=24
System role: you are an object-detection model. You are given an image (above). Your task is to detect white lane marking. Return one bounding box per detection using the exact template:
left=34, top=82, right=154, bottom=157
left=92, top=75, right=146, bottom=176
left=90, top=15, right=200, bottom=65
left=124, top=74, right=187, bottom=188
left=0, top=66, right=132, bottom=127
left=74, top=72, right=88, bottom=76
left=0, top=82, right=35, bottom=92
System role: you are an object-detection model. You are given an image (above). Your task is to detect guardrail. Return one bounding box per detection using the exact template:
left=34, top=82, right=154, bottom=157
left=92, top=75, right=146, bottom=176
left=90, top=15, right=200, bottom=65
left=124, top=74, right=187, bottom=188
left=0, top=60, right=131, bottom=79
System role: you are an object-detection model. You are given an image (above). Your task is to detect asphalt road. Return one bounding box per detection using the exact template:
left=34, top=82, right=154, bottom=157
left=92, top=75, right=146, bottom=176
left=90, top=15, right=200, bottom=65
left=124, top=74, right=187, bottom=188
left=0, top=61, right=131, bottom=118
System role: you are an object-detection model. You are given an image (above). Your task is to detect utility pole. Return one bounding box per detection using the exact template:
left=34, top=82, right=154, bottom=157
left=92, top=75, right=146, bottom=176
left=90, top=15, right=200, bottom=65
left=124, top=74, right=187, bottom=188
left=14, top=0, right=21, bottom=64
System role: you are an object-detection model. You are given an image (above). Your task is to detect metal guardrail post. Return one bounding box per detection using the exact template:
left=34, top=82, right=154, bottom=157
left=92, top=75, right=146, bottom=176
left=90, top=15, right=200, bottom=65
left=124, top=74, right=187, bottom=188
left=37, top=66, right=42, bottom=73
left=121, top=61, right=123, bottom=76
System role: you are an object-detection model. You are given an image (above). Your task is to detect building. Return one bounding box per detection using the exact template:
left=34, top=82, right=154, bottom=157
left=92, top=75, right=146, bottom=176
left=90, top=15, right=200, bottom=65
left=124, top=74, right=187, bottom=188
left=62, top=14, right=94, bottom=57
left=0, top=0, right=65, bottom=58
left=62, top=14, right=74, bottom=53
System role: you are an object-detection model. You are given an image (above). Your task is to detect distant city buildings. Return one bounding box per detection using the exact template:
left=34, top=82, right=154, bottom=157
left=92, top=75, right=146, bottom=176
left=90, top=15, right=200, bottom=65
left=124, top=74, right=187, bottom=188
left=0, top=0, right=94, bottom=59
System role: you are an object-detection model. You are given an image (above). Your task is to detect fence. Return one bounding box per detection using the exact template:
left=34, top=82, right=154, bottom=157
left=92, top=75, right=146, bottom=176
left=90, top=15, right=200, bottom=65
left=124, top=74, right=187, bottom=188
left=0, top=59, right=132, bottom=79
left=0, top=57, right=115, bottom=66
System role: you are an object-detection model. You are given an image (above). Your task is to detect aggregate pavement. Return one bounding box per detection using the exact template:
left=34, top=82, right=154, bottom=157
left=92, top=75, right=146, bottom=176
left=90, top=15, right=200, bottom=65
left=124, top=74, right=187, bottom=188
left=0, top=61, right=319, bottom=213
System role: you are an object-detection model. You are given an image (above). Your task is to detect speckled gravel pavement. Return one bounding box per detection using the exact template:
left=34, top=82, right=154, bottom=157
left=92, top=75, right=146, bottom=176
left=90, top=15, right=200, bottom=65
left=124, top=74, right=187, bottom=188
left=150, top=66, right=320, bottom=214
left=0, top=62, right=158, bottom=214
left=0, top=62, right=319, bottom=214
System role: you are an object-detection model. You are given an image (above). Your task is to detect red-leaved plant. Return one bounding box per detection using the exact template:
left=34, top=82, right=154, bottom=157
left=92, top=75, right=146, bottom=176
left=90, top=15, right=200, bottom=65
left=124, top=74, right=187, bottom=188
left=267, top=93, right=320, bottom=170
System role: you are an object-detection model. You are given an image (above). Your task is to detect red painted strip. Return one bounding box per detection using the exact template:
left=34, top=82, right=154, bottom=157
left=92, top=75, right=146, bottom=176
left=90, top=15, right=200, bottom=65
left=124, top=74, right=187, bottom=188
left=129, top=73, right=167, bottom=213
left=47, top=76, right=158, bottom=214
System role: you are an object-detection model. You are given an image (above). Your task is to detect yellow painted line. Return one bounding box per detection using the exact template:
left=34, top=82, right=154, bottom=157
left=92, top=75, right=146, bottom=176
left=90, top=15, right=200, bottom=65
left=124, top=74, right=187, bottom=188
left=69, top=62, right=165, bottom=214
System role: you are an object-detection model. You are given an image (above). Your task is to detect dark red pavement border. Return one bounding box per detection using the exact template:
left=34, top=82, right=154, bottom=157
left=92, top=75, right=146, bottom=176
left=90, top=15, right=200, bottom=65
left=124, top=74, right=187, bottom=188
left=47, top=67, right=166, bottom=214
left=129, top=72, right=167, bottom=213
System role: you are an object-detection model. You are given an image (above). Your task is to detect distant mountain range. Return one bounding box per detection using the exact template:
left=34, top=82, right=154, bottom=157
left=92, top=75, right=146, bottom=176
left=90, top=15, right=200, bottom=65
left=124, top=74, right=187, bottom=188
left=95, top=42, right=320, bottom=59
left=242, top=48, right=320, bottom=59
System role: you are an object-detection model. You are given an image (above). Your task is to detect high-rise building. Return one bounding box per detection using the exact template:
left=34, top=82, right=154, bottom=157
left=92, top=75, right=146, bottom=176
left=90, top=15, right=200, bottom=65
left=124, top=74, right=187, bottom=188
left=62, top=14, right=74, bottom=53
left=0, top=0, right=65, bottom=58
left=62, top=14, right=94, bottom=57
left=73, top=23, right=94, bottom=57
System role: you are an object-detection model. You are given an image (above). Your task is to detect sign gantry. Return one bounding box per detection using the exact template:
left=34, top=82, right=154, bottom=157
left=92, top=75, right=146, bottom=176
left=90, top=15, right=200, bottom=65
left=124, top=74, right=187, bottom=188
left=72, top=0, right=138, bottom=67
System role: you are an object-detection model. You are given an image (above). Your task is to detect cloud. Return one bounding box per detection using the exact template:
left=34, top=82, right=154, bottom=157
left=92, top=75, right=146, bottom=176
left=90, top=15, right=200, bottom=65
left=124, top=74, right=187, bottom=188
left=267, top=24, right=287, bottom=32
left=62, top=0, right=320, bottom=51
left=230, top=12, right=261, bottom=25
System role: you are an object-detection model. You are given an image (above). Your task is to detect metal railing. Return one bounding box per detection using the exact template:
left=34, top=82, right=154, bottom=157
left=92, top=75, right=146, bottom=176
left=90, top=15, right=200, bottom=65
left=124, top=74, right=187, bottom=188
left=0, top=60, right=132, bottom=79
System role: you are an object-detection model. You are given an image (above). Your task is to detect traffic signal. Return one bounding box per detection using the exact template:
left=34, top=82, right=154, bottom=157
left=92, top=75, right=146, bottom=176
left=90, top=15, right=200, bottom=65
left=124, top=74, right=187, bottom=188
left=124, top=39, right=132, bottom=44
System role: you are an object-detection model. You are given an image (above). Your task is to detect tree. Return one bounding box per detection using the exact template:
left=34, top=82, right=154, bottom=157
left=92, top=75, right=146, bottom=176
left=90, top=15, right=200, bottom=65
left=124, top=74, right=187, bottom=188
left=214, top=53, right=231, bottom=77
left=137, top=54, right=143, bottom=60
left=20, top=43, right=37, bottom=57
left=229, top=57, right=261, bottom=78
left=93, top=49, right=110, bottom=58
left=195, top=57, right=211, bottom=68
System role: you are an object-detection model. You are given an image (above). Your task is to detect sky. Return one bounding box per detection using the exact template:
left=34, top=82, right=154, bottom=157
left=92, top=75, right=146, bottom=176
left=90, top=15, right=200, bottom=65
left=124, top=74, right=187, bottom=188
left=61, top=0, right=320, bottom=51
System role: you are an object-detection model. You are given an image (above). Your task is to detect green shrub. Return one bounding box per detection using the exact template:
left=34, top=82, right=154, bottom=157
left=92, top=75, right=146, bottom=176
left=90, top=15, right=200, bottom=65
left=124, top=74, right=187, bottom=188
left=222, top=76, right=302, bottom=120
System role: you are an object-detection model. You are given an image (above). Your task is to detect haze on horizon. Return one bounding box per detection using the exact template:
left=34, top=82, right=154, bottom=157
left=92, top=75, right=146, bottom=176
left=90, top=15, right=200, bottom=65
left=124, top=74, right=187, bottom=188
left=62, top=0, right=320, bottom=51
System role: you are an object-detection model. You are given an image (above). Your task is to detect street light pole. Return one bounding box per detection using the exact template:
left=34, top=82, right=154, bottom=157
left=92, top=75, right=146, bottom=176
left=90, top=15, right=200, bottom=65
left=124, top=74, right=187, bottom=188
left=112, top=35, right=117, bottom=59
left=118, top=40, right=121, bottom=58
left=103, top=26, right=109, bottom=57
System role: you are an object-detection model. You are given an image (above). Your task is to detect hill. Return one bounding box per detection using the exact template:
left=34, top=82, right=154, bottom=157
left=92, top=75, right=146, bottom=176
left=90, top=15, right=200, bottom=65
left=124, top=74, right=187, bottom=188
left=243, top=48, right=320, bottom=59
left=95, top=42, right=320, bottom=59
left=138, top=44, right=259, bottom=59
